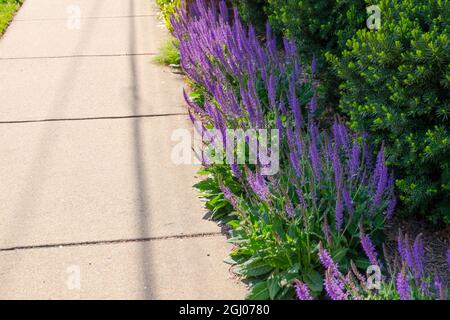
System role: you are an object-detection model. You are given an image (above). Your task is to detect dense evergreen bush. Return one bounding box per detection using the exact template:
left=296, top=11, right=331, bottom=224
left=327, top=0, right=450, bottom=224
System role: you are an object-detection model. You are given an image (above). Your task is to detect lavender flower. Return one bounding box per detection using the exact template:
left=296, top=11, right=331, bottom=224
left=342, top=188, right=354, bottom=217
left=447, top=250, right=450, bottom=273
left=309, top=142, right=321, bottom=181
left=290, top=150, right=303, bottom=178
left=246, top=169, right=270, bottom=202
left=311, top=56, right=317, bottom=79
left=434, top=274, right=447, bottom=300
left=373, top=164, right=388, bottom=207
left=396, top=270, right=411, bottom=300
left=412, top=235, right=425, bottom=281
left=322, top=218, right=331, bottom=244
left=324, top=269, right=348, bottom=300
left=309, top=95, right=317, bottom=115
left=285, top=202, right=295, bottom=218
left=348, top=142, right=360, bottom=179
left=231, top=163, right=241, bottom=179
left=296, top=188, right=307, bottom=209
left=294, top=280, right=313, bottom=300
left=267, top=73, right=277, bottom=108
left=331, top=147, right=342, bottom=188
left=220, top=185, right=238, bottom=208
left=289, top=77, right=303, bottom=129
left=359, top=231, right=380, bottom=267
left=397, top=233, right=414, bottom=271
left=318, top=244, right=339, bottom=274
left=386, top=194, right=397, bottom=219
left=335, top=191, right=344, bottom=232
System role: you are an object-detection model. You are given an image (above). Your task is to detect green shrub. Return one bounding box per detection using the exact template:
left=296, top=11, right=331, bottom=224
left=232, top=0, right=270, bottom=34
left=266, top=1, right=367, bottom=62
left=328, top=0, right=450, bottom=224
left=264, top=0, right=369, bottom=105
left=0, top=0, right=22, bottom=36
left=156, top=0, right=180, bottom=31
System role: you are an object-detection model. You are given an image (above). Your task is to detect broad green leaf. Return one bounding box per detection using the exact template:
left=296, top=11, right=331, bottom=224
left=267, top=276, right=281, bottom=300
left=303, top=269, right=323, bottom=293
left=245, top=281, right=270, bottom=300
left=235, top=258, right=273, bottom=277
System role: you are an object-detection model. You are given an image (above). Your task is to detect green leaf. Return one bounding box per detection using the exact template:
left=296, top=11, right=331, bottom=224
left=235, top=258, right=273, bottom=277
left=246, top=281, right=270, bottom=300
left=193, top=179, right=216, bottom=191
left=332, top=248, right=348, bottom=263
left=303, top=269, right=323, bottom=293
left=223, top=255, right=238, bottom=265
left=267, top=275, right=281, bottom=300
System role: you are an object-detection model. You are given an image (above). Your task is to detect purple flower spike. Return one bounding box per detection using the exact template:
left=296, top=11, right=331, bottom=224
left=324, top=270, right=348, bottom=300
left=231, top=163, right=241, bottom=179
left=335, top=191, right=344, bottom=232
left=294, top=280, right=313, bottom=300
left=396, top=270, right=411, bottom=300
left=267, top=73, right=277, bottom=108
left=285, top=202, right=295, bottom=218
left=348, top=142, right=360, bottom=179
left=447, top=250, right=450, bottom=273
left=309, top=95, right=317, bottom=115
left=434, top=274, right=447, bottom=300
left=311, top=56, right=317, bottom=79
left=386, top=197, right=397, bottom=219
left=220, top=185, right=238, bottom=209
left=397, top=234, right=414, bottom=271
left=322, top=219, right=331, bottom=244
left=412, top=235, right=425, bottom=281
left=360, top=231, right=380, bottom=267
left=289, top=77, right=303, bottom=129
left=373, top=147, right=388, bottom=207
left=342, top=188, right=354, bottom=217
left=318, top=244, right=338, bottom=273
left=290, top=150, right=303, bottom=178
left=246, top=169, right=270, bottom=203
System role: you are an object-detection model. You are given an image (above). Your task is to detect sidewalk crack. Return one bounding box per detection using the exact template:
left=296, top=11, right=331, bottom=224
left=0, top=232, right=223, bottom=252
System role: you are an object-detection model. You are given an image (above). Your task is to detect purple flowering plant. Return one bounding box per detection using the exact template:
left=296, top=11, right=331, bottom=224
left=172, top=0, right=397, bottom=299
left=311, top=233, right=449, bottom=300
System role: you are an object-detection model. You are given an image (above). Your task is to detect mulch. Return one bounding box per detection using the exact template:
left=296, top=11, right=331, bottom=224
left=384, top=216, right=450, bottom=285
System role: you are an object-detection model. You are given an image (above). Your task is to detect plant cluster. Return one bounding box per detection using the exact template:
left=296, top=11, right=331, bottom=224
left=294, top=232, right=449, bottom=300
left=168, top=0, right=428, bottom=300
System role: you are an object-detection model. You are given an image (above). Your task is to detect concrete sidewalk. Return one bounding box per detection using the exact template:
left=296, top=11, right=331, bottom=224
left=0, top=0, right=246, bottom=299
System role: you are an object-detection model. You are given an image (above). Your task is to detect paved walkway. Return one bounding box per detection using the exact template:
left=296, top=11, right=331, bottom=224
left=0, top=0, right=246, bottom=299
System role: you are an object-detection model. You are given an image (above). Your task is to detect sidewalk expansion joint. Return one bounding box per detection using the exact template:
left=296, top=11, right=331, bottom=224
left=0, top=52, right=156, bottom=60
left=13, top=14, right=157, bottom=22
left=0, top=232, right=223, bottom=252
left=0, top=113, right=188, bottom=125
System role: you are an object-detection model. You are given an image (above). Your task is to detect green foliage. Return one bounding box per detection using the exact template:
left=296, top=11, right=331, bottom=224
left=194, top=165, right=242, bottom=220
left=232, top=0, right=270, bottom=34
left=266, top=0, right=367, bottom=63
left=237, top=0, right=369, bottom=105
left=156, top=0, right=180, bottom=31
left=0, top=0, right=22, bottom=36
left=153, top=37, right=181, bottom=66
left=329, top=0, right=450, bottom=224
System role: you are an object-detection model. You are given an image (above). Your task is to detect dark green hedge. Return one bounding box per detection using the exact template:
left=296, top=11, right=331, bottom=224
left=328, top=0, right=450, bottom=224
